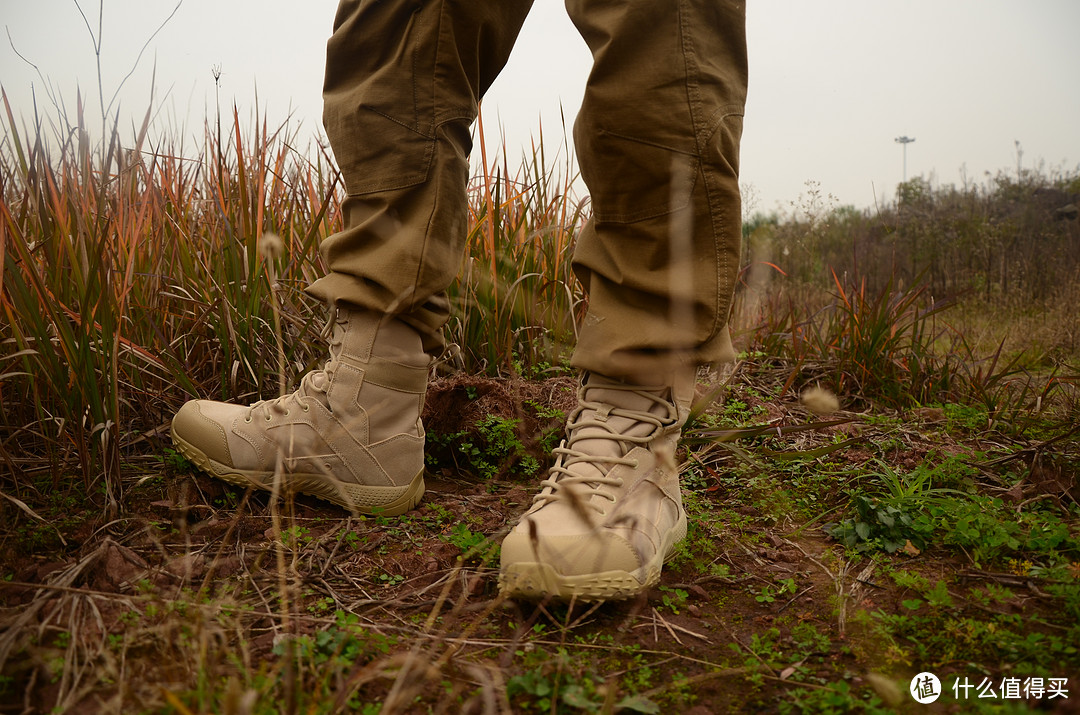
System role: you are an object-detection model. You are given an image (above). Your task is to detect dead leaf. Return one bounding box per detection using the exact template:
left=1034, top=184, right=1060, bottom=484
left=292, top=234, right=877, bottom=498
left=779, top=659, right=804, bottom=680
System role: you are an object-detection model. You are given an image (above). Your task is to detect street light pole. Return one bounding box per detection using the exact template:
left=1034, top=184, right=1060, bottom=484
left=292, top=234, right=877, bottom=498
left=895, top=135, right=915, bottom=183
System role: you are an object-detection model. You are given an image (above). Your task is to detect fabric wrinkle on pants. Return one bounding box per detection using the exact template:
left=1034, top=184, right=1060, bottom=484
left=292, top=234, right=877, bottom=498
left=309, top=0, right=748, bottom=379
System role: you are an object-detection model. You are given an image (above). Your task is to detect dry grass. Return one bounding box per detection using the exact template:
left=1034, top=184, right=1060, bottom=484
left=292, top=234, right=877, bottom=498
left=1, top=92, right=336, bottom=510
left=947, top=277, right=1080, bottom=368
left=0, top=98, right=584, bottom=508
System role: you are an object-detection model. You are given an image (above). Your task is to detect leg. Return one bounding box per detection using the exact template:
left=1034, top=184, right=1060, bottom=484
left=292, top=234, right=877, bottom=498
left=569, top=0, right=747, bottom=380
left=500, top=0, right=747, bottom=599
left=308, top=0, right=535, bottom=357
left=171, top=0, right=534, bottom=515
left=311, top=0, right=533, bottom=358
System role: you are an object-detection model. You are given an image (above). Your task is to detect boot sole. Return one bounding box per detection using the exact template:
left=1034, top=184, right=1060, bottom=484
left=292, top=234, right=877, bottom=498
left=170, top=429, right=425, bottom=517
left=498, top=511, right=688, bottom=601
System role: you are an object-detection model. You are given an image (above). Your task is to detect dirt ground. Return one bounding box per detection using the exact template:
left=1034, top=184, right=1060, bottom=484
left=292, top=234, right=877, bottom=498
left=1, top=372, right=1078, bottom=714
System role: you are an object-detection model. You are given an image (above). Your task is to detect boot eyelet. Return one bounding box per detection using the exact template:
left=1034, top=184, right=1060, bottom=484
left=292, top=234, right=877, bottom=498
left=244, top=416, right=252, bottom=424
left=265, top=415, right=272, bottom=422
left=283, top=409, right=290, bottom=417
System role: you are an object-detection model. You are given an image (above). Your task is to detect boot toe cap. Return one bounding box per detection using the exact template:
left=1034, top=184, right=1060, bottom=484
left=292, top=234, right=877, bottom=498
left=171, top=401, right=234, bottom=467
left=500, top=520, right=642, bottom=577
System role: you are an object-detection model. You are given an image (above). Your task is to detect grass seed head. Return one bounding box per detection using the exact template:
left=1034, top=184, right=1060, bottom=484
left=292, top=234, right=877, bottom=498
left=258, top=232, right=284, bottom=260
left=801, top=386, right=840, bottom=415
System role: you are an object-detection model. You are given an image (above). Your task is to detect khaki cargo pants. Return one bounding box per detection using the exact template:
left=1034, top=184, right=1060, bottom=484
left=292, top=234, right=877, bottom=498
left=307, top=0, right=748, bottom=380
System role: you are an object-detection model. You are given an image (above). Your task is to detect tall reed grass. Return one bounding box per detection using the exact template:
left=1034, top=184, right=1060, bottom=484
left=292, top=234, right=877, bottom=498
left=449, top=115, right=586, bottom=375
left=0, top=96, right=586, bottom=506
left=2, top=96, right=337, bottom=507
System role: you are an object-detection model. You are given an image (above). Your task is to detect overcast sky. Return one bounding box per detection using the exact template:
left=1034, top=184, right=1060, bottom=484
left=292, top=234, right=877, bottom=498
left=2, top=0, right=1079, bottom=214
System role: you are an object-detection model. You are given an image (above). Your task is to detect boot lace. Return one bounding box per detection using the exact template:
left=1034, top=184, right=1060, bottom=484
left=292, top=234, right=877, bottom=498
left=531, top=380, right=677, bottom=515
left=244, top=309, right=345, bottom=422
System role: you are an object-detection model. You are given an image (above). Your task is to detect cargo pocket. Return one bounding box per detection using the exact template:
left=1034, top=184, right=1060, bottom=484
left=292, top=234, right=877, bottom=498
left=322, top=0, right=438, bottom=196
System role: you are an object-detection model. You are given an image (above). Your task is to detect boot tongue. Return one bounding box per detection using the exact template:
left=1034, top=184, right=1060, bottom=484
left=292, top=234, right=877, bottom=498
left=295, top=315, right=347, bottom=403
left=565, top=378, right=672, bottom=487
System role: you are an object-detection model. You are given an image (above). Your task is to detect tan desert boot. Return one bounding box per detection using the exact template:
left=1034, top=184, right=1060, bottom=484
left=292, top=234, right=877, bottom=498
left=499, top=370, right=694, bottom=600
left=170, top=307, right=428, bottom=516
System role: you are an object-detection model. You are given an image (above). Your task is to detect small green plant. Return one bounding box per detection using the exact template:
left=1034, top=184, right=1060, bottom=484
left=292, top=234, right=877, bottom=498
left=506, top=656, right=660, bottom=714
left=779, top=680, right=889, bottom=714
left=441, top=522, right=498, bottom=564
left=506, top=668, right=555, bottom=712
left=159, top=447, right=193, bottom=472
left=942, top=402, right=988, bottom=431
left=275, top=611, right=396, bottom=670
left=913, top=493, right=1080, bottom=566
left=825, top=460, right=970, bottom=553
left=658, top=586, right=689, bottom=614
left=427, top=414, right=540, bottom=479
left=752, top=578, right=796, bottom=605
left=376, top=572, right=404, bottom=587
left=307, top=596, right=336, bottom=615
left=526, top=398, right=566, bottom=453
left=753, top=586, right=777, bottom=604
left=790, top=622, right=831, bottom=654
left=281, top=525, right=310, bottom=548
left=337, top=530, right=362, bottom=550
left=825, top=494, right=931, bottom=553
left=923, top=580, right=955, bottom=609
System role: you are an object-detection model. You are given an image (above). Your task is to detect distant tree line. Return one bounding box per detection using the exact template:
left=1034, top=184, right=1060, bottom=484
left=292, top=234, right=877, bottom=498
left=743, top=168, right=1080, bottom=303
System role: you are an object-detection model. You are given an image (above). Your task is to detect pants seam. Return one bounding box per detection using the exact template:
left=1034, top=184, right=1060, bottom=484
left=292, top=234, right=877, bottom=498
left=679, top=0, right=728, bottom=345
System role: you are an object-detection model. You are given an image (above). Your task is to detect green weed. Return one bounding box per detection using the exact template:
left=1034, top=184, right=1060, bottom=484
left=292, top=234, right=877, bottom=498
left=506, top=649, right=661, bottom=714
left=440, top=522, right=499, bottom=565
left=426, top=413, right=540, bottom=479
left=778, top=680, right=890, bottom=714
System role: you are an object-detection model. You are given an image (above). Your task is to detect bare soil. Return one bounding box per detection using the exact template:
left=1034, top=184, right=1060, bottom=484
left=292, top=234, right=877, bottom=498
left=1, top=372, right=1078, bottom=714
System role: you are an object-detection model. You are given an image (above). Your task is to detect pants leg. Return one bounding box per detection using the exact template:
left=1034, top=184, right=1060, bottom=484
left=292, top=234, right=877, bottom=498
left=308, top=0, right=534, bottom=357
left=566, top=0, right=748, bottom=380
